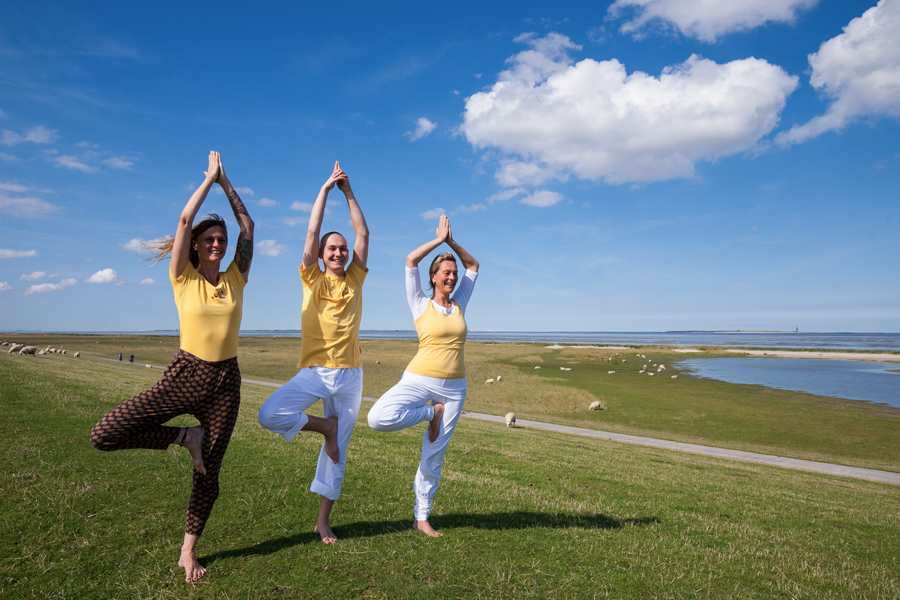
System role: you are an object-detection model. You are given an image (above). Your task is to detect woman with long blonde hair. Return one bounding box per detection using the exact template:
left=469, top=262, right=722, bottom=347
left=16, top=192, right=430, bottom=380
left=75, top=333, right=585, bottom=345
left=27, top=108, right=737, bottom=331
left=91, top=151, right=253, bottom=582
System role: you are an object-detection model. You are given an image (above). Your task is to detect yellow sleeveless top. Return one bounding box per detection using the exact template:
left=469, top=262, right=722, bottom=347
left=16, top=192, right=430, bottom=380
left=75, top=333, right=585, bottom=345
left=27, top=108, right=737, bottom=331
left=170, top=261, right=244, bottom=362
left=406, top=299, right=467, bottom=379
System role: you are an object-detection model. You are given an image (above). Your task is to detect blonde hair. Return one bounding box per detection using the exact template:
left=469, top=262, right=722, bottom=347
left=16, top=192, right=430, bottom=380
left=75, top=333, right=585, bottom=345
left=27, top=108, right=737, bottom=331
left=143, top=214, right=227, bottom=267
left=427, top=252, right=457, bottom=293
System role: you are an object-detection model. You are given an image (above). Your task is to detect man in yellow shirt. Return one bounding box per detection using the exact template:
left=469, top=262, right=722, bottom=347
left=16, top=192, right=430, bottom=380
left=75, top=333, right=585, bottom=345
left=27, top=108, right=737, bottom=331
left=258, top=161, right=368, bottom=544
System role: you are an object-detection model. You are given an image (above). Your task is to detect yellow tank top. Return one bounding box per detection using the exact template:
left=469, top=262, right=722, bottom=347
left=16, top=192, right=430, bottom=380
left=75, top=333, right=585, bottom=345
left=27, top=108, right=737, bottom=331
left=170, top=261, right=244, bottom=362
left=406, top=299, right=467, bottom=379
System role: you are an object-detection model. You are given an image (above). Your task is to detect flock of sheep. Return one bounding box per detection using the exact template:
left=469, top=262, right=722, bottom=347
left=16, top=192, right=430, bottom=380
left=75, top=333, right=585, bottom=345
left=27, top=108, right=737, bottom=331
left=2, top=341, right=79, bottom=358
left=497, top=350, right=681, bottom=428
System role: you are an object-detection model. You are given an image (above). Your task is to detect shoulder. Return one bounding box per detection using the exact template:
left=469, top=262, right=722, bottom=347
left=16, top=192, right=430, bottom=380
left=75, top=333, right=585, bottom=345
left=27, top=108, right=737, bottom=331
left=347, top=262, right=368, bottom=286
left=170, top=262, right=198, bottom=286
left=224, top=261, right=247, bottom=288
left=300, top=262, right=323, bottom=285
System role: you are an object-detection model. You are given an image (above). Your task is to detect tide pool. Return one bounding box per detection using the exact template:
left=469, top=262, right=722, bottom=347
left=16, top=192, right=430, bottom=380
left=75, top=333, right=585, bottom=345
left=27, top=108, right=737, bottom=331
left=675, top=357, right=900, bottom=407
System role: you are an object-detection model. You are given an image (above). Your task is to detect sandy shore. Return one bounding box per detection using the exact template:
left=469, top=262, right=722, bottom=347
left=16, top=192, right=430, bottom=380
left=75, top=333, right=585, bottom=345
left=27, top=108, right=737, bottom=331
left=726, top=349, right=900, bottom=364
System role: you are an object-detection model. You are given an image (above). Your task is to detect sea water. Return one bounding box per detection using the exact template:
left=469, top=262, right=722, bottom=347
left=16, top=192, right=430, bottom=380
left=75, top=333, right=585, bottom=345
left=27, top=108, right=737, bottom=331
left=675, top=357, right=900, bottom=407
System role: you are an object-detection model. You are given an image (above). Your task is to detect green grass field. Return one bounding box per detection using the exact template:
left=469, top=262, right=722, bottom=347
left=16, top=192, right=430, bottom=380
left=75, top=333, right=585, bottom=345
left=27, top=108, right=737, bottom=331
left=2, top=336, right=899, bottom=598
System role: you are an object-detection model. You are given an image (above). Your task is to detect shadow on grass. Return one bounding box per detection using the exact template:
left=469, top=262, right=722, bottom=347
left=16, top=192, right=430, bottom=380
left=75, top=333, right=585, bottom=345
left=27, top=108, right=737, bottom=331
left=203, top=511, right=658, bottom=564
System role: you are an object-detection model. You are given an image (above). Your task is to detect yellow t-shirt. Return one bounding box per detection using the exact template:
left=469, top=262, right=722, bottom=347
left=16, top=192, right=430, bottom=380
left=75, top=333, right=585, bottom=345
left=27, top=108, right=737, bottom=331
left=170, top=261, right=245, bottom=362
left=298, top=262, right=367, bottom=369
left=406, top=300, right=467, bottom=379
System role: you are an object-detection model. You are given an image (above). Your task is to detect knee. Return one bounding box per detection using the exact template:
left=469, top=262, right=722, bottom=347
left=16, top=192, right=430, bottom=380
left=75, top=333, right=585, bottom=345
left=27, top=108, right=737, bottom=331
left=257, top=402, right=276, bottom=430
left=89, top=424, right=113, bottom=451
left=366, top=407, right=386, bottom=431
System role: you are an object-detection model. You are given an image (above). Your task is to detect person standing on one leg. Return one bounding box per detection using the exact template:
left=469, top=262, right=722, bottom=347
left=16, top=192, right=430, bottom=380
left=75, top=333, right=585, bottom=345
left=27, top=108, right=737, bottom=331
left=367, top=214, right=479, bottom=537
left=258, top=161, right=369, bottom=544
left=90, top=151, right=254, bottom=582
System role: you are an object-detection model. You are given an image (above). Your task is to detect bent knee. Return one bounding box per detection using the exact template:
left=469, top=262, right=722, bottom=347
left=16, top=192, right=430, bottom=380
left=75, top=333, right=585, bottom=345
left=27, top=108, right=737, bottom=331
left=90, top=426, right=114, bottom=451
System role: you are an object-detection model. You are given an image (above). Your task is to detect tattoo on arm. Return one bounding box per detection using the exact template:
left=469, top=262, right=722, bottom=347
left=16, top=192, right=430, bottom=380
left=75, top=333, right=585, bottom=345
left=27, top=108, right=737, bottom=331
left=227, top=189, right=249, bottom=217
left=236, top=233, right=253, bottom=274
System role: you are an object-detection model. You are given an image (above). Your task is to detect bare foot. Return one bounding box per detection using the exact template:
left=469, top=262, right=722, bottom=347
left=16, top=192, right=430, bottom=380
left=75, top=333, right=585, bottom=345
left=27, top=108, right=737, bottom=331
left=314, top=522, right=339, bottom=544
left=182, top=426, right=207, bottom=475
left=428, top=404, right=444, bottom=443
left=413, top=520, right=443, bottom=537
left=178, top=549, right=207, bottom=582
left=323, top=416, right=339, bottom=464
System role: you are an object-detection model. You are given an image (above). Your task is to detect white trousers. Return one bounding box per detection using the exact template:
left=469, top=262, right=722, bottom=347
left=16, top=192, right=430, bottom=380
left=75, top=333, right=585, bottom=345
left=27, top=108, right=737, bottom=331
left=258, top=366, right=362, bottom=501
left=367, top=371, right=466, bottom=521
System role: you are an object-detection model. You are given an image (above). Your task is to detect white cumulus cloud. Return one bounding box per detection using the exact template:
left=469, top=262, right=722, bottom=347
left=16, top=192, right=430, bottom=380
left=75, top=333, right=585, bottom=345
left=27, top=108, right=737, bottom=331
left=608, top=0, right=818, bottom=42
left=20, top=271, right=46, bottom=281
left=103, top=156, right=134, bottom=169
left=461, top=33, right=798, bottom=186
left=777, top=0, right=900, bottom=146
left=0, top=248, right=38, bottom=259
left=290, top=201, right=315, bottom=211
left=138, top=278, right=156, bottom=285
left=258, top=197, right=278, bottom=207
left=85, top=268, right=125, bottom=285
left=256, top=239, right=289, bottom=256
left=407, top=117, right=437, bottom=141
left=26, top=278, right=77, bottom=294
left=0, top=281, right=12, bottom=293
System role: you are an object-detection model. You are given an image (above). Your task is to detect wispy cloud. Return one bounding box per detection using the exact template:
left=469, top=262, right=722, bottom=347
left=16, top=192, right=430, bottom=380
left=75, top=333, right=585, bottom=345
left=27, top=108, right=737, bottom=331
left=486, top=188, right=526, bottom=203
left=0, top=193, right=60, bottom=217
left=258, top=197, right=278, bottom=207
left=26, top=278, right=77, bottom=295
left=103, top=156, right=134, bottom=169
left=256, top=239, right=289, bottom=256
left=0, top=281, right=12, bottom=293
left=138, top=278, right=155, bottom=286
left=290, top=201, right=315, bottom=211
left=0, top=248, right=38, bottom=259
left=454, top=204, right=487, bottom=213
left=0, top=125, right=58, bottom=146
left=49, top=153, right=98, bottom=172
left=521, top=190, right=565, bottom=207
left=419, top=207, right=446, bottom=220
left=85, top=268, right=125, bottom=285
left=20, top=271, right=46, bottom=281
left=407, top=117, right=437, bottom=141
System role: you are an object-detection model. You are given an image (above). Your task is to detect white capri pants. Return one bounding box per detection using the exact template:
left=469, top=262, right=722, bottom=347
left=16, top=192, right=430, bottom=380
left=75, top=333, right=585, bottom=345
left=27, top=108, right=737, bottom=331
left=258, top=366, right=362, bottom=501
left=367, top=371, right=466, bottom=521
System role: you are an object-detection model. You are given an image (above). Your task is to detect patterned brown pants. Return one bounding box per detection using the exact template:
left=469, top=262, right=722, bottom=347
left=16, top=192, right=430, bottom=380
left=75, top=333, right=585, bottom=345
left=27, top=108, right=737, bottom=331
left=90, top=350, right=241, bottom=536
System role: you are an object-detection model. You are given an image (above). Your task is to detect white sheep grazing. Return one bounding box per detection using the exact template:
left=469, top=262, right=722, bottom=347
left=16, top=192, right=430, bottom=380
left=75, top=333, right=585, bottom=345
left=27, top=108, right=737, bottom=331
left=505, top=412, right=516, bottom=427
left=560, top=367, right=566, bottom=371
left=9, top=344, right=25, bottom=354
left=19, top=346, right=37, bottom=356
left=497, top=375, right=502, bottom=382
left=647, top=372, right=654, bottom=376
left=608, top=370, right=615, bottom=374
left=639, top=369, right=645, bottom=373
left=485, top=378, right=495, bottom=385
left=671, top=375, right=678, bottom=379
left=38, top=350, right=47, bottom=355
left=73, top=352, right=80, bottom=358
left=658, top=365, right=666, bottom=371
left=534, top=366, right=541, bottom=369
left=61, top=350, right=67, bottom=355
left=589, top=401, right=602, bottom=410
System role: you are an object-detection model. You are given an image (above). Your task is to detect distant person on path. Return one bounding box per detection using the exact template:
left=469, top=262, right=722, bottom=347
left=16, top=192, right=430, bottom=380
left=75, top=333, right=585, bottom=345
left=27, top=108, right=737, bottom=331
left=119, top=353, right=123, bottom=361
left=257, top=161, right=369, bottom=544
left=367, top=214, right=478, bottom=537
left=129, top=354, right=134, bottom=363
left=90, top=151, right=254, bottom=582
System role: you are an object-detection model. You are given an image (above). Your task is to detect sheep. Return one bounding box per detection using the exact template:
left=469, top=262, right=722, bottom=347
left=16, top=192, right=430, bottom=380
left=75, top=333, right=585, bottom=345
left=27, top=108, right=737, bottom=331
left=61, top=350, right=67, bottom=355
left=496, top=375, right=502, bottom=383
left=560, top=367, right=566, bottom=371
left=658, top=365, right=666, bottom=371
left=639, top=369, right=645, bottom=373
left=73, top=352, right=80, bottom=358
left=375, top=360, right=381, bottom=364
left=671, top=375, right=678, bottom=379
left=38, top=350, right=47, bottom=355
left=589, top=401, right=602, bottom=410
left=19, top=346, right=37, bottom=356
left=647, top=372, right=654, bottom=376
left=9, top=344, right=24, bottom=354
left=534, top=366, right=541, bottom=369
left=485, top=378, right=495, bottom=385
left=608, top=370, right=615, bottom=374
left=505, top=412, right=516, bottom=427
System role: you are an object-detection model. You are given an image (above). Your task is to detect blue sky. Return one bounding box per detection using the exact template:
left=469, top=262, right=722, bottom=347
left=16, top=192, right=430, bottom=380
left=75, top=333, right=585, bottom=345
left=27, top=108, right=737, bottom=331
left=1, top=0, right=898, bottom=333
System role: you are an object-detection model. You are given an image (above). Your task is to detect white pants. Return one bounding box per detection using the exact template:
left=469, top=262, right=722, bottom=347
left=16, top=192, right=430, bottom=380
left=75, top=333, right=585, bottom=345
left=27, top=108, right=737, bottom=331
left=258, top=366, right=362, bottom=501
left=367, top=371, right=466, bottom=521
